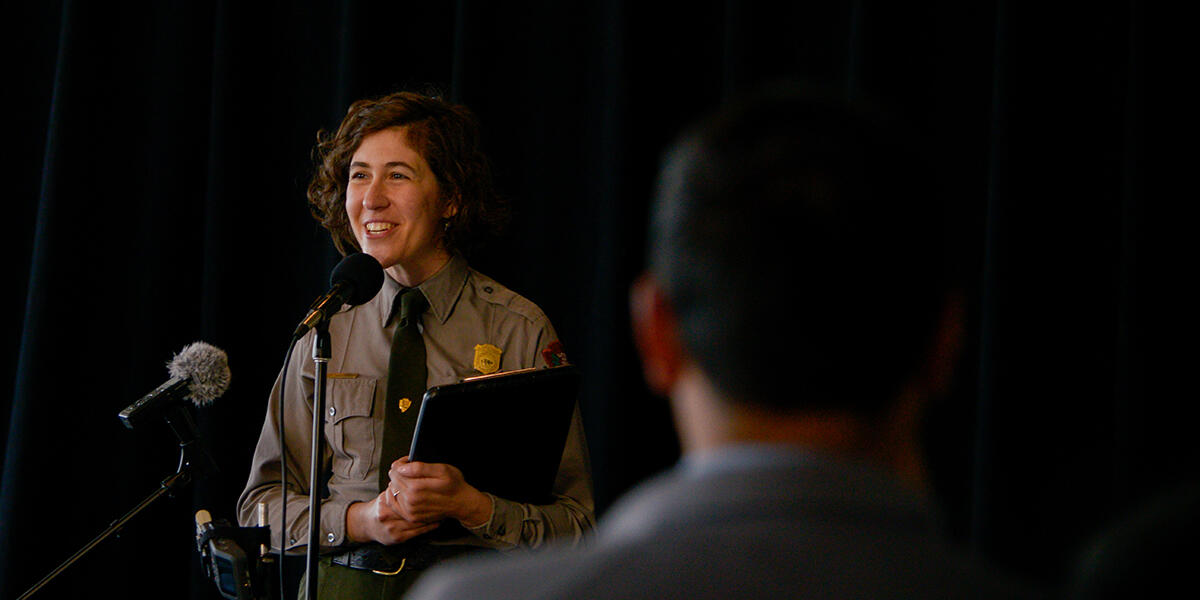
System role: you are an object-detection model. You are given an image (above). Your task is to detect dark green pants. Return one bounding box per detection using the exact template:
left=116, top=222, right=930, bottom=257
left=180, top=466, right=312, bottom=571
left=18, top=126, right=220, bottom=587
left=298, top=544, right=492, bottom=600
left=298, top=556, right=425, bottom=600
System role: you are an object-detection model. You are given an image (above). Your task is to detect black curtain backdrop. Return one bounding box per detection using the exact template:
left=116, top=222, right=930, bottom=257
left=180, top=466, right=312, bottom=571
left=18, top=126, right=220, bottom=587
left=2, top=1, right=1190, bottom=598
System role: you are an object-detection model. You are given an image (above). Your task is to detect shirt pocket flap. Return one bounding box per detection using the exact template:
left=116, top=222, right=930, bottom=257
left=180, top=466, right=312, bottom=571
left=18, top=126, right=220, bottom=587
left=326, top=376, right=378, bottom=481
left=327, top=377, right=377, bottom=424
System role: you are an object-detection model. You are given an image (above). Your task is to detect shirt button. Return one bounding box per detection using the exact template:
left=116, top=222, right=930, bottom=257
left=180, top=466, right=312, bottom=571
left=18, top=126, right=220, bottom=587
left=328, top=406, right=336, bottom=416
left=289, top=538, right=296, bottom=545
left=327, top=533, right=336, bottom=543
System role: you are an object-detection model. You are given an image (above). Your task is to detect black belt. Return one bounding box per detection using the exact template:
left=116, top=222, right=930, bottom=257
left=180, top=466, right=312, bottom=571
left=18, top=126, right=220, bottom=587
left=330, top=543, right=488, bottom=576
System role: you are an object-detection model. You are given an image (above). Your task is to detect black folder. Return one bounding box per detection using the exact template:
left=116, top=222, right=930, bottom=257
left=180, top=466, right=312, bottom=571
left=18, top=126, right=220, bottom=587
left=408, top=365, right=581, bottom=504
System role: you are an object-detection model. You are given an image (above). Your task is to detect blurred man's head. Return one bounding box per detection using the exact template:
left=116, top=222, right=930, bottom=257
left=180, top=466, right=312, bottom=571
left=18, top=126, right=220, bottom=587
left=634, top=86, right=960, bottom=449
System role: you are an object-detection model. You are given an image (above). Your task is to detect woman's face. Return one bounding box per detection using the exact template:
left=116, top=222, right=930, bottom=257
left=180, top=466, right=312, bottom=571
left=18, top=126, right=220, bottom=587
left=346, top=126, right=456, bottom=286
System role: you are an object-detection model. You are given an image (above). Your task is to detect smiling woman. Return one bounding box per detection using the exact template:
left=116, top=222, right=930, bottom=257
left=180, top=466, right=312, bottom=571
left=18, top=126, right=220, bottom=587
left=306, top=93, right=508, bottom=267
left=237, top=91, right=595, bottom=600
left=346, top=127, right=457, bottom=286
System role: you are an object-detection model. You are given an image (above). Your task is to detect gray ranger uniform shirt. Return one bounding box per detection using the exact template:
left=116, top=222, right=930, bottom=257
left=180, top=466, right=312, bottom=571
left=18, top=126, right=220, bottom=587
left=237, top=255, right=595, bottom=552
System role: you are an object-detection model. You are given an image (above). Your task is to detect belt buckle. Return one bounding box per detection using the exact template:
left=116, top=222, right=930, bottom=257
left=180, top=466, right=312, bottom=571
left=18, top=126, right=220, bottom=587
left=371, top=557, right=406, bottom=576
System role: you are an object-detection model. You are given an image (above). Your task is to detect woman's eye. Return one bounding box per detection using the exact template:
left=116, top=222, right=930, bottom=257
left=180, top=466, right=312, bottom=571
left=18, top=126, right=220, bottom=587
left=390, top=172, right=409, bottom=180
left=349, top=171, right=367, bottom=180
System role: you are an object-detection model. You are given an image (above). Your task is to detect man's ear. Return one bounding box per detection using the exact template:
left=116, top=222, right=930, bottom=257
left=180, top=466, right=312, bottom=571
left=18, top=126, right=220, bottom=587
left=630, top=274, right=686, bottom=395
left=920, top=289, right=966, bottom=399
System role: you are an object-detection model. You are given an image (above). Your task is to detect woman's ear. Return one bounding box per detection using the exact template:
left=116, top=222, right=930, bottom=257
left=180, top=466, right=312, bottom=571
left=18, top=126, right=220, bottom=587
left=442, top=195, right=460, bottom=219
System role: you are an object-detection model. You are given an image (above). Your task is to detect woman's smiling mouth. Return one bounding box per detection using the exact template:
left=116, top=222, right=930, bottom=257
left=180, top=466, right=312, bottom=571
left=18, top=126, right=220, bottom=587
left=364, top=222, right=396, bottom=234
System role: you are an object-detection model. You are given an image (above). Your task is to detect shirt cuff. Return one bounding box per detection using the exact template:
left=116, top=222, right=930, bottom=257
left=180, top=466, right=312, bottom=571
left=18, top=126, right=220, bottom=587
left=466, top=493, right=519, bottom=547
left=285, top=497, right=353, bottom=550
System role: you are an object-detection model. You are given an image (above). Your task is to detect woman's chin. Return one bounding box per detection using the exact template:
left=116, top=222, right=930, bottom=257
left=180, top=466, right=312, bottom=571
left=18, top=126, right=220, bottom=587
left=358, top=247, right=399, bottom=269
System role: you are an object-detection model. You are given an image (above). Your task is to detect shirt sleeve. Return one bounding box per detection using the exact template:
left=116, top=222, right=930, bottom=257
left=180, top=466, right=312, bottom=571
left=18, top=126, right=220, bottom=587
left=236, top=332, right=353, bottom=552
left=464, top=318, right=596, bottom=549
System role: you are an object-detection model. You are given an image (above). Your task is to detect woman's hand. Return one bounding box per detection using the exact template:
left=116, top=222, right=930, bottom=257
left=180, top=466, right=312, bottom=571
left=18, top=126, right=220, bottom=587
left=346, top=491, right=441, bottom=545
left=386, top=457, right=493, bottom=528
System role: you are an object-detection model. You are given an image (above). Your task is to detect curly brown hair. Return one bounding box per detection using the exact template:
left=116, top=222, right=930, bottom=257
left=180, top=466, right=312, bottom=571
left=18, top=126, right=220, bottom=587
left=307, top=91, right=508, bottom=257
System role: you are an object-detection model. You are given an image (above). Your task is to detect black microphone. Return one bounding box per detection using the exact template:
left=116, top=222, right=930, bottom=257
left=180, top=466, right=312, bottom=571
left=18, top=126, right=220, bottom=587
left=195, top=509, right=271, bottom=600
left=292, top=252, right=385, bottom=339
left=119, top=341, right=232, bottom=430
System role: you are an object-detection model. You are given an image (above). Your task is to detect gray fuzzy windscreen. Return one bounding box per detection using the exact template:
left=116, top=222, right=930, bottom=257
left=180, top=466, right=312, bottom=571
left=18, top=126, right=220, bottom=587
left=166, top=341, right=231, bottom=406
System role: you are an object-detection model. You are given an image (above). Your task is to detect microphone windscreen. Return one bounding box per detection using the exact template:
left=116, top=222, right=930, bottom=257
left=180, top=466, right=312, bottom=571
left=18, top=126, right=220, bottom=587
left=195, top=509, right=213, bottom=527
left=331, top=252, right=385, bottom=306
left=167, top=341, right=232, bottom=406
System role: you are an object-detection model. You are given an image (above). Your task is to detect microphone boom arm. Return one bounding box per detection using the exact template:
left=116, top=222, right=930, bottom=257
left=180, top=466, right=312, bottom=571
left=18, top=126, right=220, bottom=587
left=17, top=446, right=198, bottom=599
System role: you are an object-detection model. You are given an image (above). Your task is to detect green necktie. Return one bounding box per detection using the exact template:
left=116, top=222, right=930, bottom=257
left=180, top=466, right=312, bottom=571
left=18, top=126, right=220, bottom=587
left=379, top=287, right=429, bottom=490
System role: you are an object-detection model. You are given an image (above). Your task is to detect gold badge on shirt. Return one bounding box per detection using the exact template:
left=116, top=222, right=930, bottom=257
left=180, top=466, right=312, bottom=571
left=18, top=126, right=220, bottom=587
left=398, top=397, right=412, bottom=413
left=473, top=343, right=503, bottom=375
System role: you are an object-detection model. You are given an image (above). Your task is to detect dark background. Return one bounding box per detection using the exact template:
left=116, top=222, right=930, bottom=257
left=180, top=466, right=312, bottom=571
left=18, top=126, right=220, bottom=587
left=2, top=1, right=1191, bottom=598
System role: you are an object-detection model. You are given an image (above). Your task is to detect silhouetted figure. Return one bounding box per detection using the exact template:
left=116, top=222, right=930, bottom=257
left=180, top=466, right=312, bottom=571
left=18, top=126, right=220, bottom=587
left=407, top=86, right=1045, bottom=599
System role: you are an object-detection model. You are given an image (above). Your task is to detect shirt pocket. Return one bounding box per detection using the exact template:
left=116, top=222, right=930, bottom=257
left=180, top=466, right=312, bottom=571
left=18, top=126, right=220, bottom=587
left=325, top=376, right=378, bottom=481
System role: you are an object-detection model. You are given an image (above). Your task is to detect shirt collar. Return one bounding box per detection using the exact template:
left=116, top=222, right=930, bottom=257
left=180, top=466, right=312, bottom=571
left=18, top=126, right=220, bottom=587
left=681, top=443, right=821, bottom=477
left=376, top=254, right=469, bottom=328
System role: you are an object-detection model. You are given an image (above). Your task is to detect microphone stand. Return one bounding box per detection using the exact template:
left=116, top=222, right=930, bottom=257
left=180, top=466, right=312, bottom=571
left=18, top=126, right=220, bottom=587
left=305, top=318, right=332, bottom=600
left=18, top=443, right=200, bottom=599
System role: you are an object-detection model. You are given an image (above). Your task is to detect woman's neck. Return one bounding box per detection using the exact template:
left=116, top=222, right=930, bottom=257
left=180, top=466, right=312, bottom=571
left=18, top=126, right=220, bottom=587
left=386, top=250, right=453, bottom=288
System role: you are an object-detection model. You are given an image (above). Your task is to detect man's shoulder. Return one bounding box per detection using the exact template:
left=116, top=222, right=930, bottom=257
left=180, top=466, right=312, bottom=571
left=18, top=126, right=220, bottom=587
left=411, top=534, right=1044, bottom=600
left=408, top=543, right=600, bottom=600
left=408, top=458, right=1046, bottom=600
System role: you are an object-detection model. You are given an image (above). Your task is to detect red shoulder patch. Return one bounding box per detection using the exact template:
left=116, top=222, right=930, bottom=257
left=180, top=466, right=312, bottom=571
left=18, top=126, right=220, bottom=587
left=541, top=340, right=568, bottom=367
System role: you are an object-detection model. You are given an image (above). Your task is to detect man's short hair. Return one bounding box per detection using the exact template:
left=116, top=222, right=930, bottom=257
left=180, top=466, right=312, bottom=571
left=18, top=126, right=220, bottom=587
left=648, top=85, right=957, bottom=414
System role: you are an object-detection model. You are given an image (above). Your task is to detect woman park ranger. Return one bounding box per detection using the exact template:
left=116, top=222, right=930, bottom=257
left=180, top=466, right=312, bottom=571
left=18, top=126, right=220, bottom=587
left=238, top=91, right=594, bottom=598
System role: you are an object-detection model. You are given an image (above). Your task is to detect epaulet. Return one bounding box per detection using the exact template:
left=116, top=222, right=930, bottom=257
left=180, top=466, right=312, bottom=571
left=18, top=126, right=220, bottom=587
left=471, top=272, right=547, bottom=325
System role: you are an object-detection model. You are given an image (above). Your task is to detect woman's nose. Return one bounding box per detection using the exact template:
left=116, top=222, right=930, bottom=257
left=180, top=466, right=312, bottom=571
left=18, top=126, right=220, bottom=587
left=362, top=177, right=389, bottom=209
